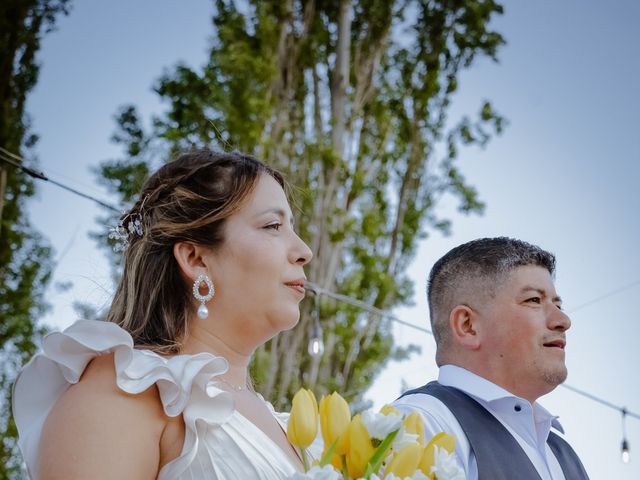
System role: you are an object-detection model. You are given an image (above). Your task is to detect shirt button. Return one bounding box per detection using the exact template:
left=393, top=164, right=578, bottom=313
left=514, top=404, right=522, bottom=412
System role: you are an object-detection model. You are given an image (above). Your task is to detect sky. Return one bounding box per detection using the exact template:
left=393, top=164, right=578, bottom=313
left=21, top=1, right=640, bottom=478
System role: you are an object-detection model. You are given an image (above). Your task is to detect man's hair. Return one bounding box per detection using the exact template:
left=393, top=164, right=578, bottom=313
left=427, top=237, right=556, bottom=352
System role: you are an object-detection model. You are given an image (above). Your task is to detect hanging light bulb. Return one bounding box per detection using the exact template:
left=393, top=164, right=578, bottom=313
left=621, top=408, right=630, bottom=464
left=307, top=286, right=324, bottom=357
left=622, top=439, right=630, bottom=464
left=308, top=329, right=324, bottom=357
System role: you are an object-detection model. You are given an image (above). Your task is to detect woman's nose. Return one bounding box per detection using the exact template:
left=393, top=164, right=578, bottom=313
left=291, top=233, right=313, bottom=265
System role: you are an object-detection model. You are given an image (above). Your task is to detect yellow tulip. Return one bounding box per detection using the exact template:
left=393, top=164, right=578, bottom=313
left=379, top=404, right=401, bottom=417
left=403, top=411, right=426, bottom=444
left=419, top=432, right=456, bottom=475
left=319, top=392, right=351, bottom=454
left=321, top=445, right=343, bottom=470
left=384, top=442, right=423, bottom=478
left=287, top=388, right=319, bottom=449
left=345, top=414, right=375, bottom=478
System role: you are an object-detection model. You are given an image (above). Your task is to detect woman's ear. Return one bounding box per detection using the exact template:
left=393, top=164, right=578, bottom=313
left=173, top=242, right=209, bottom=283
left=449, top=304, right=481, bottom=350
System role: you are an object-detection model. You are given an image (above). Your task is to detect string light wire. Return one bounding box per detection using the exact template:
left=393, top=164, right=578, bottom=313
left=305, top=284, right=640, bottom=423
left=0, top=148, right=119, bottom=212
left=2, top=148, right=639, bottom=426
left=566, top=279, right=640, bottom=314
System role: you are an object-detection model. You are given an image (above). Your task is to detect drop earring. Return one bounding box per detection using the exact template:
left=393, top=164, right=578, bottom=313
left=192, top=273, right=215, bottom=319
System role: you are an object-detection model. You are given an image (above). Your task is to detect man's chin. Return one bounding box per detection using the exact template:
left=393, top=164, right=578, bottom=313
left=543, top=366, right=568, bottom=387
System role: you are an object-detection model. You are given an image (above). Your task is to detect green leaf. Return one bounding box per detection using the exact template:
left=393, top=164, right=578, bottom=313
left=364, top=428, right=400, bottom=478
left=319, top=438, right=339, bottom=467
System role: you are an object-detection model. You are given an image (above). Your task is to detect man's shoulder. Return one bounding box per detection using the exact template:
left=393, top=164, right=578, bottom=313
left=392, top=383, right=461, bottom=431
left=392, top=383, right=473, bottom=470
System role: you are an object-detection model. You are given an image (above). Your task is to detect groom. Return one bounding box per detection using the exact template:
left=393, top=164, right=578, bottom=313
left=394, top=237, right=589, bottom=479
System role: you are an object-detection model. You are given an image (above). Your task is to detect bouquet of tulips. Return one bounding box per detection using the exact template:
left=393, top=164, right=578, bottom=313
left=287, top=389, right=465, bottom=480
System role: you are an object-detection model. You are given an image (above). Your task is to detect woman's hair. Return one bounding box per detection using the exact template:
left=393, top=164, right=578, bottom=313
left=106, top=150, right=285, bottom=353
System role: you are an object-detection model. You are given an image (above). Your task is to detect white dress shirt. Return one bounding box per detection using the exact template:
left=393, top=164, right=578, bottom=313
left=393, top=365, right=568, bottom=480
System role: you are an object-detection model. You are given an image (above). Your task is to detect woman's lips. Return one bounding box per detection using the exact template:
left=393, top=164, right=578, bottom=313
left=284, top=281, right=306, bottom=296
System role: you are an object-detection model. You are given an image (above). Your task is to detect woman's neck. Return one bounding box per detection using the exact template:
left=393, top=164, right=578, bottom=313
left=180, top=320, right=253, bottom=388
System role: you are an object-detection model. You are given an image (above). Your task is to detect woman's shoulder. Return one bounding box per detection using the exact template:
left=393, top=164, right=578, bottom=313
left=36, top=352, right=169, bottom=479
left=12, top=319, right=233, bottom=478
left=65, top=350, right=166, bottom=413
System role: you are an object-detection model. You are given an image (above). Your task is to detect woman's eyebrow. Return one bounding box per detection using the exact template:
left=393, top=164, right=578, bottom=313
left=255, top=207, right=295, bottom=226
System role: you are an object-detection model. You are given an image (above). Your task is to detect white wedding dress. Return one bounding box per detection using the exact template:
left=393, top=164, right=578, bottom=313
left=13, top=320, right=301, bottom=479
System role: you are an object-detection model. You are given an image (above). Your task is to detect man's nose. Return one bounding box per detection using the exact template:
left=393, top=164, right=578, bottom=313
left=549, top=306, right=571, bottom=331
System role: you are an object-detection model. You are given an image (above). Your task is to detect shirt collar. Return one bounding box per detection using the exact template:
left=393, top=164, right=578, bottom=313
left=438, top=364, right=564, bottom=433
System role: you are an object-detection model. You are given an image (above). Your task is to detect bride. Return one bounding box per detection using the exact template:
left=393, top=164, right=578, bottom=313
left=13, top=150, right=313, bottom=479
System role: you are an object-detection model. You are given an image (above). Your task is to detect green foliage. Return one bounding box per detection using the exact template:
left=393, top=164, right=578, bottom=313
left=96, top=0, right=505, bottom=410
left=0, top=1, right=71, bottom=477
left=88, top=105, right=151, bottom=275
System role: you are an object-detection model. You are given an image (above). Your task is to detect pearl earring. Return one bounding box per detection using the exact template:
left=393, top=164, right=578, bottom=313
left=192, top=273, right=215, bottom=319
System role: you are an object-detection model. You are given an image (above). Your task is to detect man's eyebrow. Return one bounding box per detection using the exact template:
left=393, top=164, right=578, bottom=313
left=520, top=286, right=562, bottom=303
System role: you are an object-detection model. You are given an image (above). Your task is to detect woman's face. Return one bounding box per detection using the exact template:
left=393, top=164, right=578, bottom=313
left=205, top=174, right=312, bottom=348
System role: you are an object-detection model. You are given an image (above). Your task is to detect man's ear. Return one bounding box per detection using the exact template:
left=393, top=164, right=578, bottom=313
left=173, top=241, right=210, bottom=283
left=449, top=304, right=481, bottom=350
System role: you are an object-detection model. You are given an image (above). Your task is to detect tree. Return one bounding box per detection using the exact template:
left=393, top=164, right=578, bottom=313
left=0, top=1, right=71, bottom=477
left=97, top=0, right=505, bottom=410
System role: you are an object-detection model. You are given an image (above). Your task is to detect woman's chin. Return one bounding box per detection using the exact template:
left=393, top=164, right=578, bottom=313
left=275, top=311, right=300, bottom=333
left=282, top=316, right=300, bottom=332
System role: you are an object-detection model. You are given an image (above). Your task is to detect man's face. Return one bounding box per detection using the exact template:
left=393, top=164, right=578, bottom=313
left=476, top=265, right=571, bottom=402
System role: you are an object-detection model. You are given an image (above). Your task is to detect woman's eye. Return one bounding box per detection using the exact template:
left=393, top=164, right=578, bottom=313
left=265, top=223, right=282, bottom=231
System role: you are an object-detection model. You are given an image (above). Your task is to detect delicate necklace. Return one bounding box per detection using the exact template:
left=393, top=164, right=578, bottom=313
left=214, top=378, right=248, bottom=392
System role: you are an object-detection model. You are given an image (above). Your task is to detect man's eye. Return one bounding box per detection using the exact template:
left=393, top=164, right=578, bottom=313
left=526, top=297, right=541, bottom=304
left=265, top=223, right=282, bottom=231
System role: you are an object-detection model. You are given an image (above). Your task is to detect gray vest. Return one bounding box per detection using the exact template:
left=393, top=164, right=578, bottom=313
left=399, top=382, right=589, bottom=480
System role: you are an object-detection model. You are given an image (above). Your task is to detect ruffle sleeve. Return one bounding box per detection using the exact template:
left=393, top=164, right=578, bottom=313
left=12, top=320, right=235, bottom=479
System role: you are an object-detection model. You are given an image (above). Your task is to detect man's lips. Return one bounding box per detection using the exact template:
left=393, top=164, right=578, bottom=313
left=543, top=339, right=566, bottom=350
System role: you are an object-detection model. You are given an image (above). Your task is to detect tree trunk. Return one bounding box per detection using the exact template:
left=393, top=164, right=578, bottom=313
left=0, top=167, right=6, bottom=233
